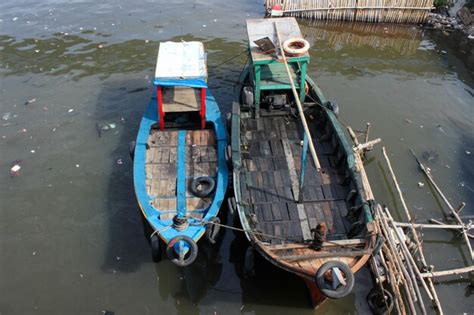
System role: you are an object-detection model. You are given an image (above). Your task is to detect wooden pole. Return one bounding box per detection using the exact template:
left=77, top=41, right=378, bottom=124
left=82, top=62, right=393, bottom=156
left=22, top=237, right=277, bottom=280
left=410, top=149, right=474, bottom=261
left=274, top=21, right=322, bottom=171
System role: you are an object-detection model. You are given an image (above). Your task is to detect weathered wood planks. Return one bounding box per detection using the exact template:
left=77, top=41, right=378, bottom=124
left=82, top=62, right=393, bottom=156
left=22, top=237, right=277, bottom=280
left=146, top=129, right=218, bottom=216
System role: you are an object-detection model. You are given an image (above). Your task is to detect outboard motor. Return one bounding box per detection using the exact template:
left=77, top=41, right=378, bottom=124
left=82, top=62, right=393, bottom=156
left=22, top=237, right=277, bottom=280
left=263, top=93, right=288, bottom=110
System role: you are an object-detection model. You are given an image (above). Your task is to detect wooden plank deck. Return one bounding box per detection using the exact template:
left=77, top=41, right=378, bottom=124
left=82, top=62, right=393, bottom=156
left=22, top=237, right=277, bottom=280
left=240, top=115, right=352, bottom=244
left=146, top=129, right=217, bottom=220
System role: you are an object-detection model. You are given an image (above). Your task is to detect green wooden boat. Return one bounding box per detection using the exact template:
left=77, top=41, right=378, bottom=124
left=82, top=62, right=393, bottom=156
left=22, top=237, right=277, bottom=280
left=229, top=17, right=377, bottom=308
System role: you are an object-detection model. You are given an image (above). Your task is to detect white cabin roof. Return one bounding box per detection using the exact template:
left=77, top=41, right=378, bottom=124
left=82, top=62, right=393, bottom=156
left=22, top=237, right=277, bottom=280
left=154, top=41, right=207, bottom=80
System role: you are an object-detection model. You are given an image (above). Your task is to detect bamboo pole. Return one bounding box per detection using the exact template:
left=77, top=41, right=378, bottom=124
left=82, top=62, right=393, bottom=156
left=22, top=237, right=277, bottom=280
left=364, top=122, right=371, bottom=143
left=383, top=147, right=444, bottom=313
left=410, top=149, right=474, bottom=261
left=274, top=21, right=322, bottom=172
left=429, top=219, right=474, bottom=239
left=376, top=205, right=422, bottom=313
left=420, top=265, right=474, bottom=278
left=384, top=206, right=445, bottom=314
left=394, top=222, right=471, bottom=230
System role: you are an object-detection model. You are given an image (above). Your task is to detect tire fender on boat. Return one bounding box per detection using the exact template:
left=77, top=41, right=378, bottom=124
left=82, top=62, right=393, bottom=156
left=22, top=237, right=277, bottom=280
left=315, top=260, right=354, bottom=299
left=190, top=176, right=216, bottom=198
left=150, top=234, right=162, bottom=262
left=367, top=288, right=394, bottom=315
left=283, top=38, right=310, bottom=56
left=205, top=216, right=221, bottom=244
left=166, top=235, right=198, bottom=267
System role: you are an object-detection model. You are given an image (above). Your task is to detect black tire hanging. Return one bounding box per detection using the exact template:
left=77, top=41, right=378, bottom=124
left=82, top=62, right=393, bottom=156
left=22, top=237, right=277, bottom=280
left=150, top=234, right=161, bottom=262
left=315, top=261, right=354, bottom=299
left=190, top=176, right=216, bottom=198
left=166, top=235, right=198, bottom=267
left=367, top=288, right=394, bottom=315
left=205, top=217, right=221, bottom=244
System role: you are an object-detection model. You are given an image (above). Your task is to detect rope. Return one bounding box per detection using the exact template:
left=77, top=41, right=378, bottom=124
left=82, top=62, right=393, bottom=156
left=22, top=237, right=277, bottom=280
left=150, top=224, right=173, bottom=239
left=199, top=219, right=367, bottom=250
left=210, top=49, right=248, bottom=69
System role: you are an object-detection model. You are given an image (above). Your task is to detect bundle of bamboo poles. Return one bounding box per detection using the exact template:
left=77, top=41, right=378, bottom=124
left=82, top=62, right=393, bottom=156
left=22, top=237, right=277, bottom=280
left=266, top=0, right=434, bottom=23
left=367, top=147, right=474, bottom=314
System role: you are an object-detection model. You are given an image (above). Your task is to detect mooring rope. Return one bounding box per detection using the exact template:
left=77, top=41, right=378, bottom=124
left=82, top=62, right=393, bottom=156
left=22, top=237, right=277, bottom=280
left=198, top=219, right=367, bottom=250
left=210, top=49, right=248, bottom=69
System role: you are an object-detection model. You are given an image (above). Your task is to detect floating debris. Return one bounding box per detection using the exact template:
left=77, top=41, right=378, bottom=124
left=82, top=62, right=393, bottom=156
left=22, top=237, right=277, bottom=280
left=24, top=98, right=36, bottom=105
left=2, top=112, right=11, bottom=121
left=466, top=150, right=471, bottom=155
left=68, top=109, right=74, bottom=113
left=422, top=150, right=439, bottom=164
left=116, top=159, right=123, bottom=165
left=12, top=17, right=18, bottom=22
left=75, top=164, right=80, bottom=168
left=96, top=122, right=117, bottom=137
left=418, top=182, right=425, bottom=188
left=10, top=164, right=21, bottom=177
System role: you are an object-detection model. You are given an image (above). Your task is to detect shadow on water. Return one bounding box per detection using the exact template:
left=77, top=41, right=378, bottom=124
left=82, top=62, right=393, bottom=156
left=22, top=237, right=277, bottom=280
left=94, top=77, right=152, bottom=274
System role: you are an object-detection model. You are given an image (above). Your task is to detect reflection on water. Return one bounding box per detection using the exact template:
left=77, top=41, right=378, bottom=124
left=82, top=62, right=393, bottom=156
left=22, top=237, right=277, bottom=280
left=0, top=33, right=156, bottom=79
left=302, top=20, right=423, bottom=56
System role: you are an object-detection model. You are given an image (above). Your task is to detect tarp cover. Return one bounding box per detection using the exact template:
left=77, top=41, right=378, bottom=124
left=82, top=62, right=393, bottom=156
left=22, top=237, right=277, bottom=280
left=154, top=41, right=207, bottom=88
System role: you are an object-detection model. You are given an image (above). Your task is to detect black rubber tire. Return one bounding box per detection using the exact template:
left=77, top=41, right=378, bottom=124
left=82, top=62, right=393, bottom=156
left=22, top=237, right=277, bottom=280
left=367, top=288, right=394, bottom=315
left=166, top=235, right=198, bottom=267
left=205, top=217, right=221, bottom=245
left=129, top=141, right=136, bottom=161
left=190, top=176, right=216, bottom=198
left=316, top=261, right=354, bottom=299
left=150, top=234, right=161, bottom=262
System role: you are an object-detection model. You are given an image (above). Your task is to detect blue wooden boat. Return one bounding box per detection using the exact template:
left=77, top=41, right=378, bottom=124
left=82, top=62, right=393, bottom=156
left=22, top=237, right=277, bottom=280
left=133, top=41, right=228, bottom=267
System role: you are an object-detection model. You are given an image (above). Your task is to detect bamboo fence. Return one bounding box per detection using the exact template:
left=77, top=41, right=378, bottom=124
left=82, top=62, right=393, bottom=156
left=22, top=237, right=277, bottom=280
left=266, top=0, right=434, bottom=23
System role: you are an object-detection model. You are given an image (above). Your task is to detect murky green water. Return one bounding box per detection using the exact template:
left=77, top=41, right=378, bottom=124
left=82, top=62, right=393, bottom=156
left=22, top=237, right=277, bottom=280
left=1, top=1, right=473, bottom=314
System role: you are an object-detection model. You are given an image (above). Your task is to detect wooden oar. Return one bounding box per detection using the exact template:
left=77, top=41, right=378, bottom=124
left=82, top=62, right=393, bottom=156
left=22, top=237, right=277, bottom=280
left=274, top=21, right=321, bottom=171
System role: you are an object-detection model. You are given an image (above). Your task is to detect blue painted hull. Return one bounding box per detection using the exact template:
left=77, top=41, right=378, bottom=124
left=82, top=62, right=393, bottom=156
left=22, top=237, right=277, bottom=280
left=133, top=90, right=228, bottom=247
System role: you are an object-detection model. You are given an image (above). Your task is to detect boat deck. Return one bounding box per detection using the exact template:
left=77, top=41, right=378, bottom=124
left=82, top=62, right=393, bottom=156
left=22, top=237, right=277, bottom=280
left=146, top=129, right=217, bottom=220
left=239, top=114, right=353, bottom=244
